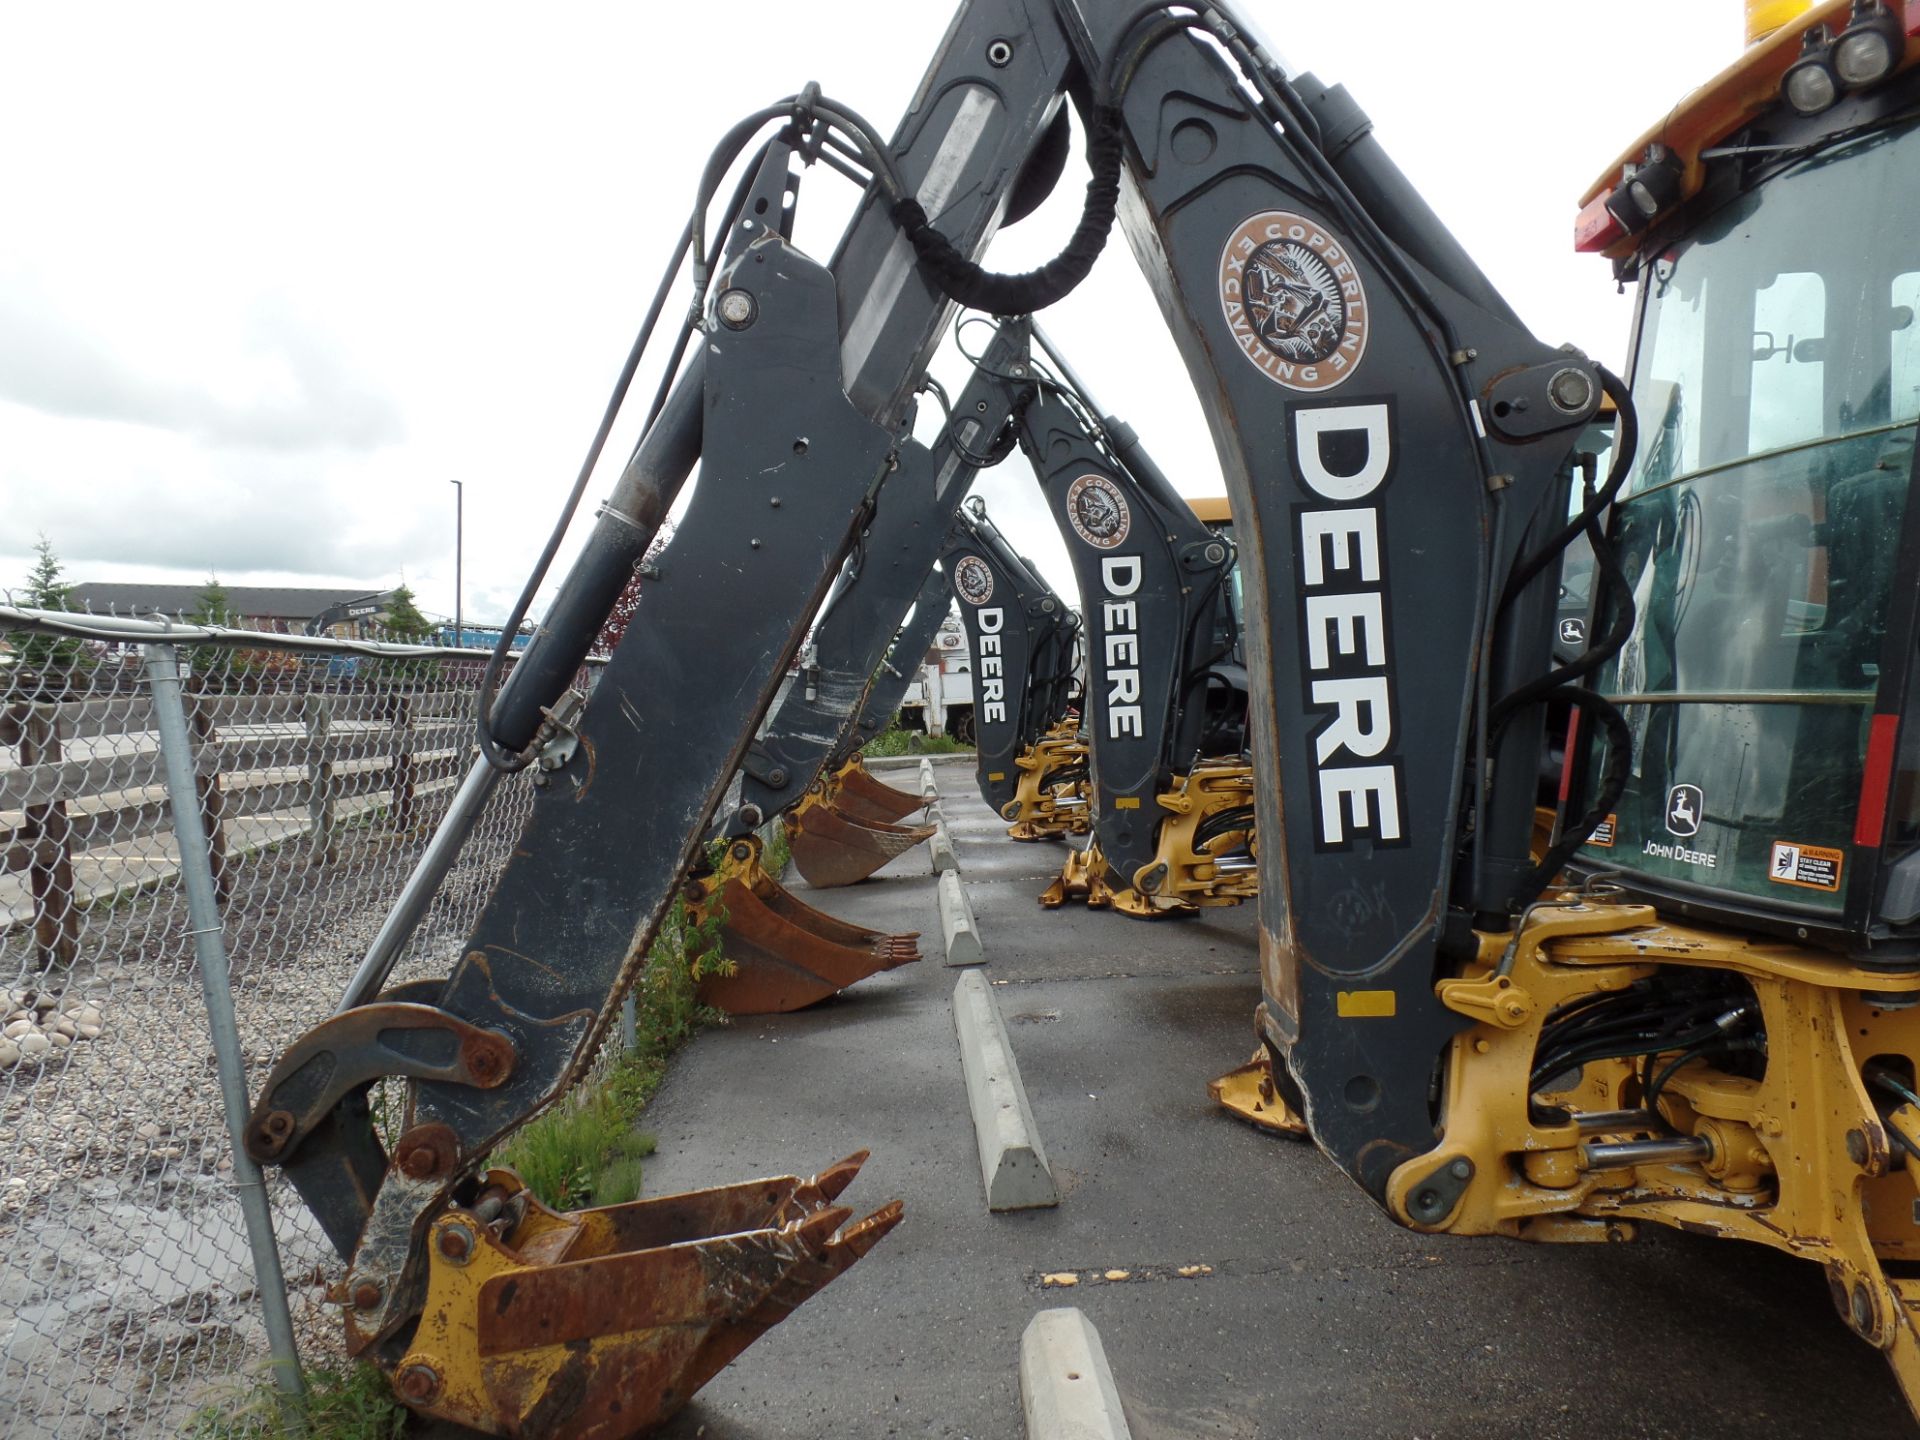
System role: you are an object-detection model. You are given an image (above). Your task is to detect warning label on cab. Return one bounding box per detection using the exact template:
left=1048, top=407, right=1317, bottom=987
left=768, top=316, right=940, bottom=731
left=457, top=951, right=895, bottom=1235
left=1768, top=840, right=1844, bottom=893
left=1585, top=814, right=1617, bottom=848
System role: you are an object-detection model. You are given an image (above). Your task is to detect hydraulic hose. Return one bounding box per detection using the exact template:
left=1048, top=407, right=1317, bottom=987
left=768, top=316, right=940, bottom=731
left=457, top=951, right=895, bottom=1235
left=474, top=87, right=909, bottom=772
left=892, top=102, right=1124, bottom=315
left=472, top=212, right=696, bottom=772
left=1493, top=368, right=1642, bottom=909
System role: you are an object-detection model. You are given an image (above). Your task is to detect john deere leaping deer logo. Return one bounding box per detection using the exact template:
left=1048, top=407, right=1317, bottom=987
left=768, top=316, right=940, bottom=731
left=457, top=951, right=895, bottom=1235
left=1220, top=210, right=1369, bottom=393
left=1065, top=472, right=1131, bottom=550
left=1665, top=783, right=1704, bottom=839
left=953, top=555, right=995, bottom=607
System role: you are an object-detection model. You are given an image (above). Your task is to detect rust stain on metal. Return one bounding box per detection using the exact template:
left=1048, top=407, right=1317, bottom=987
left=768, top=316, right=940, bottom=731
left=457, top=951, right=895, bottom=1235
left=480, top=942, right=567, bottom=985
left=459, top=1031, right=515, bottom=1087
left=394, top=1123, right=460, bottom=1182
left=245, top=1004, right=520, bottom=1163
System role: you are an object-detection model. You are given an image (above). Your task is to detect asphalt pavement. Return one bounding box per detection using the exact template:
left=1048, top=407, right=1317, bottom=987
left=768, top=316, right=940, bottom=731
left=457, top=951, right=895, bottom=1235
left=632, top=754, right=1917, bottom=1440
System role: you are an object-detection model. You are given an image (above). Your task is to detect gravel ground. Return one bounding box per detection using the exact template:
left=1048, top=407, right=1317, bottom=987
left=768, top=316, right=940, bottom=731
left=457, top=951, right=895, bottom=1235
left=0, top=774, right=535, bottom=1437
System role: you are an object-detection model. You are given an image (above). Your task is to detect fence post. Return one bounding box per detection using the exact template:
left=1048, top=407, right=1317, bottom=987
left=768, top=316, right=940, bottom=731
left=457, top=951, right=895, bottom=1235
left=144, top=643, right=306, bottom=1411
left=20, top=702, right=79, bottom=969
left=392, top=693, right=416, bottom=833
left=305, top=694, right=335, bottom=865
left=185, top=687, right=232, bottom=903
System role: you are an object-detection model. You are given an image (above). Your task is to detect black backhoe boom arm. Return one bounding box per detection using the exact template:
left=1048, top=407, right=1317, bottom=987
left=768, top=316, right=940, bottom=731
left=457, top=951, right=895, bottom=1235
left=245, top=3, right=1610, bottom=1429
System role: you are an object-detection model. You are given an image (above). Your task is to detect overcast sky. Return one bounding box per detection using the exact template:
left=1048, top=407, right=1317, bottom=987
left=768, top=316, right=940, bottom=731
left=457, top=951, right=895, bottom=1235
left=0, top=1, right=1741, bottom=622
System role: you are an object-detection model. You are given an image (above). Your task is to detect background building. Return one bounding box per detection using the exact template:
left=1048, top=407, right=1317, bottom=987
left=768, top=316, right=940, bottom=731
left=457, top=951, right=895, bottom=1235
left=65, top=584, right=399, bottom=635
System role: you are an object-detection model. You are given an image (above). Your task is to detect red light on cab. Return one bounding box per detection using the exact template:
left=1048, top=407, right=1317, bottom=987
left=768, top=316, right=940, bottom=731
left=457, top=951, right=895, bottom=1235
left=1575, top=191, right=1626, bottom=253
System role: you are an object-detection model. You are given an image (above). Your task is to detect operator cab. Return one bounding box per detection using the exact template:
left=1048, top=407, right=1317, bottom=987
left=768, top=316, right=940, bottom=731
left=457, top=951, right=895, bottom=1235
left=1570, top=0, right=1920, bottom=961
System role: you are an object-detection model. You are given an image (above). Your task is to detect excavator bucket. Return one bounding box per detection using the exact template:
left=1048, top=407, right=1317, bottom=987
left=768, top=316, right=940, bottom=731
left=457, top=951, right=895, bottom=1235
left=831, top=758, right=929, bottom=825
left=784, top=800, right=937, bottom=889
left=393, top=1152, right=904, bottom=1437
left=689, top=836, right=920, bottom=1014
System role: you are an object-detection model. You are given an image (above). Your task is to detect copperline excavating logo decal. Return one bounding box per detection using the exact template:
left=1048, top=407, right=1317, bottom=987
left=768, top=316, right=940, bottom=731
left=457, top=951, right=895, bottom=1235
left=1220, top=210, right=1369, bottom=392
left=953, top=555, right=995, bottom=607
left=1065, top=472, right=1131, bottom=550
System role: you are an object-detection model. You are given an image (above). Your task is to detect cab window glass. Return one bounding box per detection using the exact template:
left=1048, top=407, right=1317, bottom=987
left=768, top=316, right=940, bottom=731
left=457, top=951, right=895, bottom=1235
left=1750, top=271, right=1825, bottom=454
left=1634, top=266, right=1707, bottom=492
left=1893, top=272, right=1920, bottom=424
left=1594, top=117, right=1920, bottom=917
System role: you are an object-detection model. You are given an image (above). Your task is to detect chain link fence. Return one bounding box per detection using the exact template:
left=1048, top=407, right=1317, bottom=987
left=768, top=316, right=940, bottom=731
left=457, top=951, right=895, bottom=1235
left=0, top=607, right=590, bottom=1436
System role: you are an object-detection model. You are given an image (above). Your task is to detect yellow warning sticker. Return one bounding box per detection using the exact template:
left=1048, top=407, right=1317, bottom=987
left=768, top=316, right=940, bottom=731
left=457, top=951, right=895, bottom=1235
left=1115, top=796, right=1141, bottom=810
left=987, top=771, right=1006, bottom=782
left=1336, top=989, right=1396, bottom=1018
left=1768, top=840, right=1844, bottom=893
left=1585, top=813, right=1617, bottom=848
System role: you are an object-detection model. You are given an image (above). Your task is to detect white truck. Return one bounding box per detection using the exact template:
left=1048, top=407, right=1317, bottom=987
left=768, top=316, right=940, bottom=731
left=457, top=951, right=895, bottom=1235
left=896, top=609, right=973, bottom=741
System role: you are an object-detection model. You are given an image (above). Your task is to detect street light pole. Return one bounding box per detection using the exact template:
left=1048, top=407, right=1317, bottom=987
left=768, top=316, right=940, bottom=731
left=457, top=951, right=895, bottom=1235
left=449, top=479, right=464, bottom=645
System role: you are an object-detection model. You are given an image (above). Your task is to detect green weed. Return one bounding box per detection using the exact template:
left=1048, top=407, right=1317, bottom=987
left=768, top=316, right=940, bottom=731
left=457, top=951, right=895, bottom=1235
left=491, top=1075, right=657, bottom=1210
left=491, top=896, right=731, bottom=1210
left=763, top=821, right=793, bottom=878
left=185, top=1359, right=406, bottom=1439
left=861, top=719, right=968, bottom=757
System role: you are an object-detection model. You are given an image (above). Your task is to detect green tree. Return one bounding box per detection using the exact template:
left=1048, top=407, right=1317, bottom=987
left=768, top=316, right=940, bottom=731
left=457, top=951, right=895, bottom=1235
left=373, top=584, right=437, bottom=682
left=13, top=535, right=90, bottom=693
left=381, top=584, right=434, bottom=642
left=23, top=535, right=72, bottom=611
left=186, top=574, right=236, bottom=686
left=188, top=575, right=231, bottom=626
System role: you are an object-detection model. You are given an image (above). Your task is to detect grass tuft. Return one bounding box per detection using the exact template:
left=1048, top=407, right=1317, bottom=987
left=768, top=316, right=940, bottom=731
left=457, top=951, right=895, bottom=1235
left=763, top=821, right=792, bottom=878
left=489, top=1074, right=659, bottom=1211
left=185, top=1359, right=406, bottom=1439
left=861, top=718, right=968, bottom=757
left=491, top=894, right=730, bottom=1209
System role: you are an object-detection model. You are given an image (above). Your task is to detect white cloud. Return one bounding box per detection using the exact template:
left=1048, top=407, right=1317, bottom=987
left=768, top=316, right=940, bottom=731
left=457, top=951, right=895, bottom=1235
left=1, top=0, right=1742, bottom=617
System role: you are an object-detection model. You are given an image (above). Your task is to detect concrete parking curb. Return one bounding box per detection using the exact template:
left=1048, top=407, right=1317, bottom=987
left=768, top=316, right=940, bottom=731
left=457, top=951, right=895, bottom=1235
left=930, top=818, right=959, bottom=873
left=939, top=869, right=984, bottom=966
left=919, top=757, right=939, bottom=798
left=1021, top=1308, right=1132, bottom=1440
left=952, top=970, right=1058, bottom=1210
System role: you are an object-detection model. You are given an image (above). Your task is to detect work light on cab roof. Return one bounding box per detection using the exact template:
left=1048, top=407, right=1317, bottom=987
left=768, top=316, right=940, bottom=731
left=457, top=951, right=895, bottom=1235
left=1576, top=0, right=1920, bottom=253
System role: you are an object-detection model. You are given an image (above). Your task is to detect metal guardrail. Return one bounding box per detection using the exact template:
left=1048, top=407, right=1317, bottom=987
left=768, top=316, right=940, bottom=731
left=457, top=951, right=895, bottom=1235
left=0, top=608, right=584, bottom=1436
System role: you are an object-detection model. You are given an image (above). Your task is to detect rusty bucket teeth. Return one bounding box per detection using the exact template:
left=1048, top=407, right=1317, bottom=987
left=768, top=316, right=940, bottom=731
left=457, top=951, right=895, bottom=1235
left=699, top=857, right=921, bottom=1015
left=832, top=761, right=929, bottom=824
left=805, top=1149, right=871, bottom=1204
left=419, top=1160, right=903, bottom=1435
left=676, top=1195, right=905, bottom=1403
left=834, top=1198, right=905, bottom=1257
left=785, top=804, right=937, bottom=889
left=795, top=1204, right=856, bottom=1249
